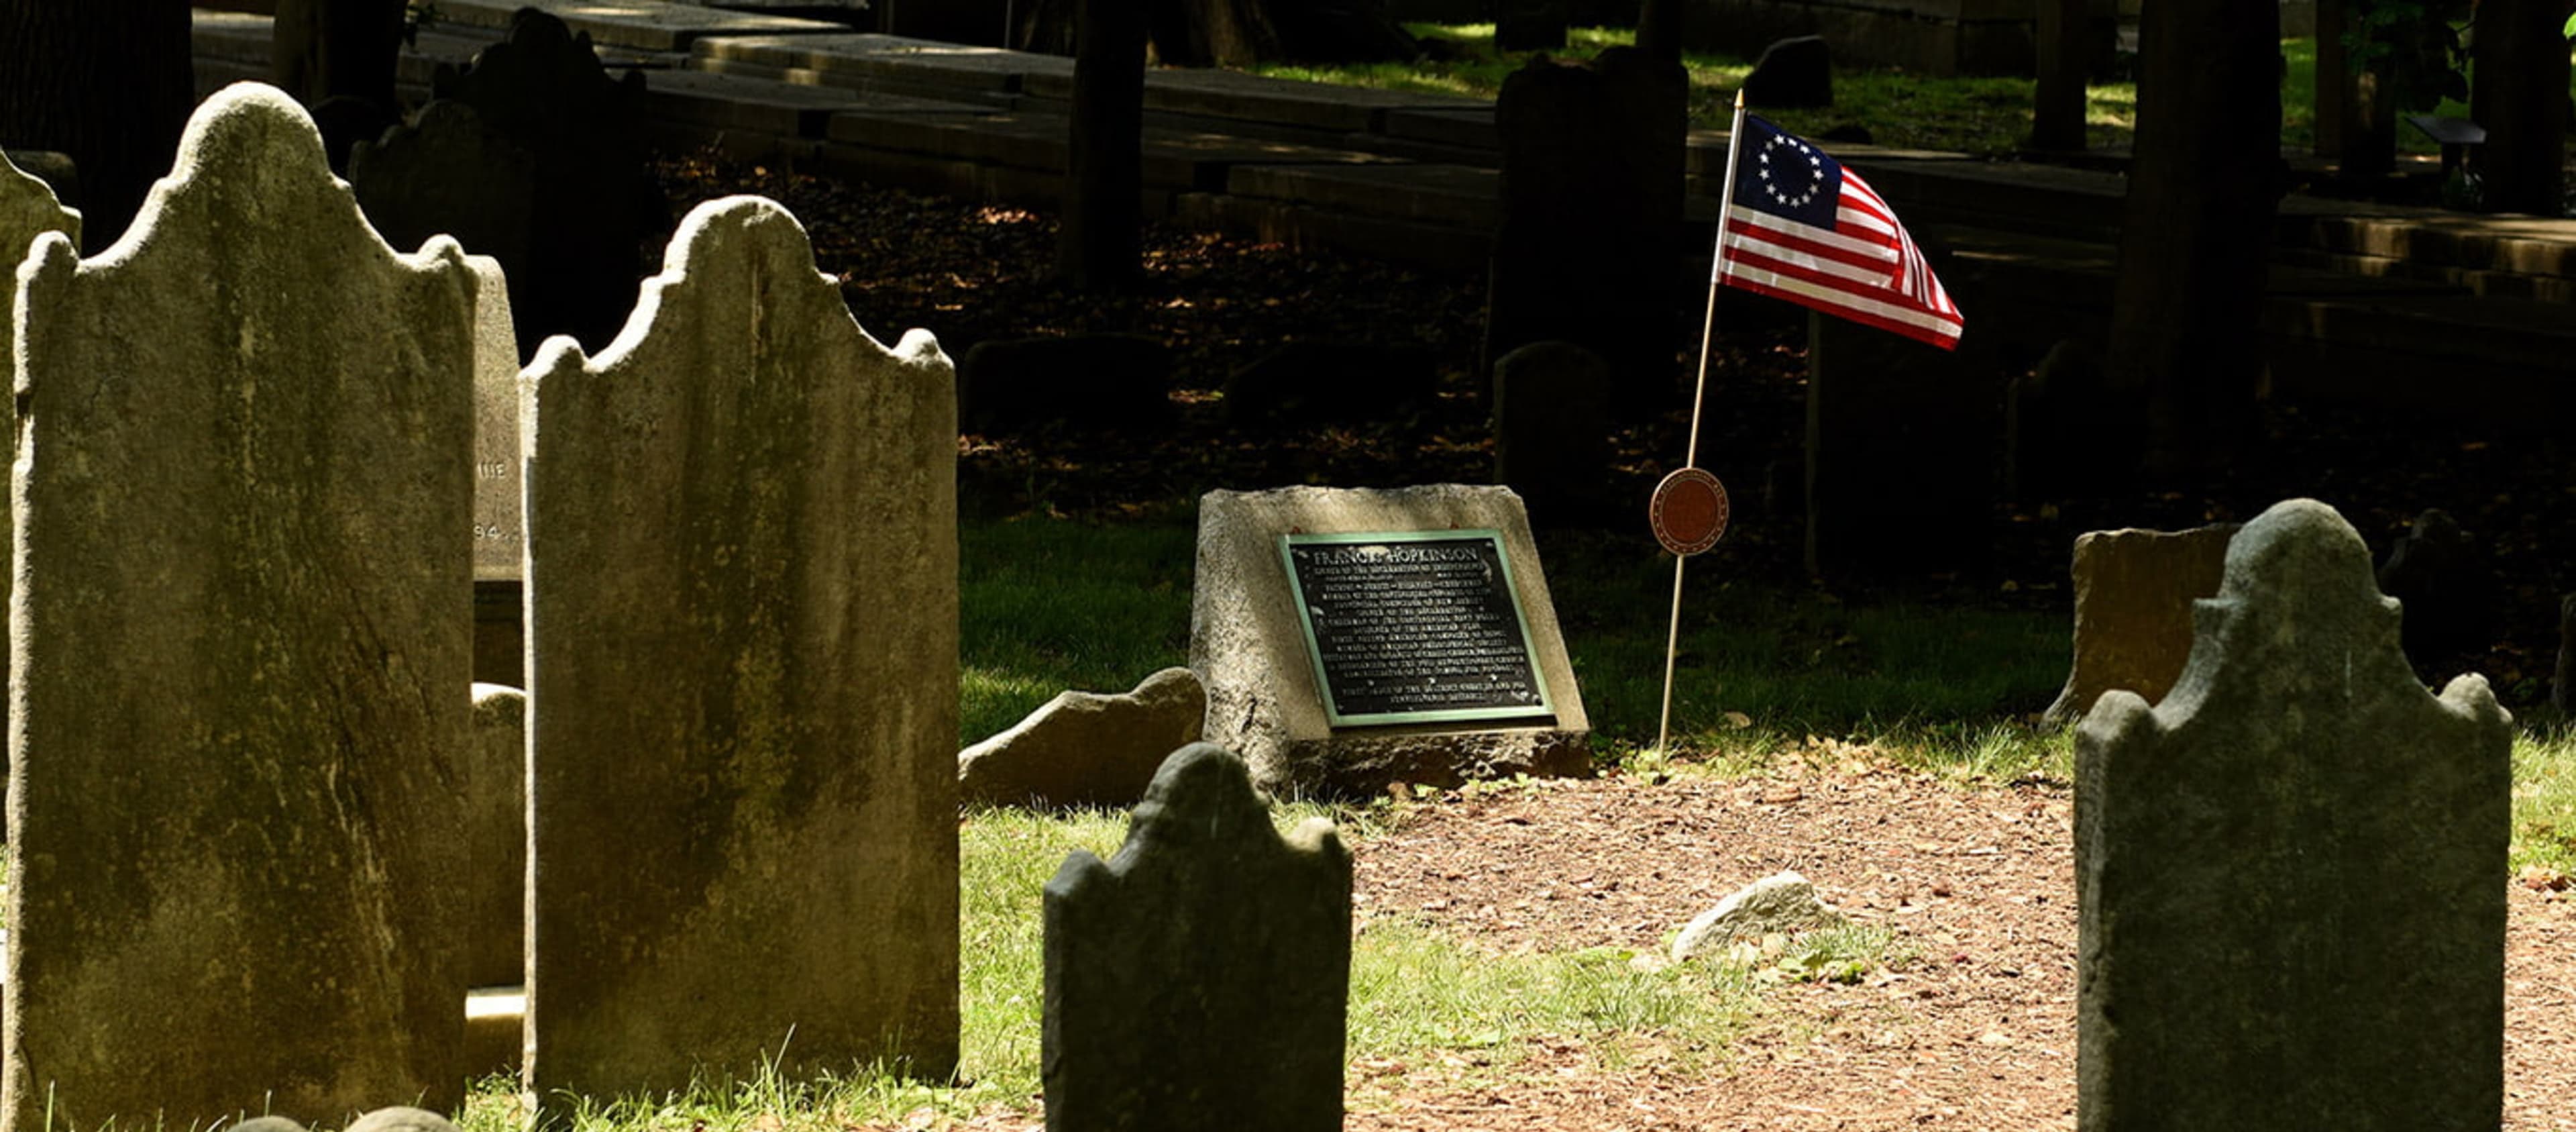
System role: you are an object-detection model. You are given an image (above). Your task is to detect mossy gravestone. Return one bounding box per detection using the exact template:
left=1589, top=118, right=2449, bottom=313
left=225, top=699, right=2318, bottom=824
left=1044, top=744, right=1351, bottom=1132
left=2076, top=499, right=2511, bottom=1132
left=1, top=151, right=79, bottom=795
left=6, top=83, right=473, bottom=1128
left=524, top=195, right=959, bottom=1112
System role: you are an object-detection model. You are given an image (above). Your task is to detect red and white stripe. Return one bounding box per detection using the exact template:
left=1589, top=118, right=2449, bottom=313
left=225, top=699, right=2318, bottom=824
left=1719, top=167, right=1962, bottom=350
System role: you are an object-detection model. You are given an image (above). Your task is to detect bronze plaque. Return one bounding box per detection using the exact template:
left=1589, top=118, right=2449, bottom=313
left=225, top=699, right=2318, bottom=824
left=1650, top=466, right=1730, bottom=556
left=1280, top=530, right=1554, bottom=728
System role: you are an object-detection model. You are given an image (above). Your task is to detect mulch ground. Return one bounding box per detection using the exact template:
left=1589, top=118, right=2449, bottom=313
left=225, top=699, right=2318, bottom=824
left=651, top=152, right=2576, bottom=1129
left=1345, top=763, right=2576, bottom=1131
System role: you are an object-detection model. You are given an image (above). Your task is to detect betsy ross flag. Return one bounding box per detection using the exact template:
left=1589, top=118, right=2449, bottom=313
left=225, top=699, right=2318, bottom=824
left=1715, top=111, right=1964, bottom=351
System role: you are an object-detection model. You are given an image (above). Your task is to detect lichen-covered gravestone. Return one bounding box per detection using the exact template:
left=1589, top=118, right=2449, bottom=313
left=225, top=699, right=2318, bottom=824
left=6, top=83, right=474, bottom=1129
left=524, top=195, right=958, bottom=1112
left=2076, top=499, right=2512, bottom=1132
left=1044, top=744, right=1352, bottom=1132
left=468, top=684, right=529, bottom=991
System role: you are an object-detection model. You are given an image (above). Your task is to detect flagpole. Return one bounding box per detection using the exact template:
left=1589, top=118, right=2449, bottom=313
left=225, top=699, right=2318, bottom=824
left=1654, top=88, right=1752, bottom=758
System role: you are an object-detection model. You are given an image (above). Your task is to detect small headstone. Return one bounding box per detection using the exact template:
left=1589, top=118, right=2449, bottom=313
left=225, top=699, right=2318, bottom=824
left=2041, top=523, right=2241, bottom=727
left=2375, top=507, right=2496, bottom=674
left=468, top=684, right=529, bottom=990
left=223, top=1118, right=314, bottom=1132
left=957, top=333, right=1173, bottom=433
left=959, top=668, right=1208, bottom=809
left=2557, top=593, right=2575, bottom=717
left=351, top=8, right=666, bottom=356
left=1491, top=340, right=1611, bottom=527
left=1191, top=484, right=1590, bottom=798
left=1043, top=744, right=1352, bottom=1132
left=2076, top=499, right=2510, bottom=1131
left=524, top=195, right=959, bottom=1113
left=1487, top=49, right=1687, bottom=417
left=1743, top=36, right=1834, bottom=109
left=468, top=252, right=525, bottom=582
left=1670, top=871, right=1837, bottom=963
left=5, top=83, right=472, bottom=1129
left=1224, top=340, right=1436, bottom=431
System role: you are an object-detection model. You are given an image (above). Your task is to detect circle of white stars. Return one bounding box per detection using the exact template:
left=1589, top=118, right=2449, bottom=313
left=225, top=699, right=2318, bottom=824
left=1756, top=134, right=1825, bottom=209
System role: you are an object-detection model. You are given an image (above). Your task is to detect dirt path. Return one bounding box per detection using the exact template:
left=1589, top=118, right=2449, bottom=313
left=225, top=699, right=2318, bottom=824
left=1347, top=764, right=2576, bottom=1131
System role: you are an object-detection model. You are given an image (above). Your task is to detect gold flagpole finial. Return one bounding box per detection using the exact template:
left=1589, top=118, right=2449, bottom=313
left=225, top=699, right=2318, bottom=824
left=1734, top=87, right=1746, bottom=110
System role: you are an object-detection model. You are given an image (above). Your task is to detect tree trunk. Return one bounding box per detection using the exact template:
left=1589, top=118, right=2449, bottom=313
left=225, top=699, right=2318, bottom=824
left=273, top=0, right=402, bottom=109
left=2030, top=0, right=2088, bottom=150
left=2471, top=0, right=2567, bottom=215
left=0, top=0, right=195, bottom=250
left=2104, top=0, right=2279, bottom=478
left=1634, top=0, right=1683, bottom=64
left=2314, top=0, right=2398, bottom=176
left=1059, top=0, right=1146, bottom=291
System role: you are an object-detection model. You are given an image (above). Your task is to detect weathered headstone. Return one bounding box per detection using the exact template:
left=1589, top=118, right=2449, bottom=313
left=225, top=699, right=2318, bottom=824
left=468, top=684, right=529, bottom=990
left=1743, top=35, right=1833, bottom=108
left=2076, top=498, right=2510, bottom=1132
left=1486, top=48, right=1687, bottom=417
left=466, top=253, right=528, bottom=685
left=1491, top=340, right=1612, bottom=527
left=351, top=8, right=665, bottom=356
left=1044, top=743, right=1352, bottom=1132
left=524, top=195, right=959, bottom=1112
left=959, top=668, right=1208, bottom=809
left=2375, top=507, right=2496, bottom=674
left=1191, top=484, right=1590, bottom=797
left=5, top=83, right=472, bottom=1129
left=2040, top=523, right=2241, bottom=727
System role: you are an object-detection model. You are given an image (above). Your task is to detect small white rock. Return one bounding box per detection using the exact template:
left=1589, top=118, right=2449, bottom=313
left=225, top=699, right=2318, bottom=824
left=1670, top=870, right=1838, bottom=963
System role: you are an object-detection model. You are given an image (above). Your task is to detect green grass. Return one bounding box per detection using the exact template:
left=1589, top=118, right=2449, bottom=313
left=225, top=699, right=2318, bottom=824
left=2512, top=725, right=2576, bottom=876
left=960, top=517, right=1197, bottom=744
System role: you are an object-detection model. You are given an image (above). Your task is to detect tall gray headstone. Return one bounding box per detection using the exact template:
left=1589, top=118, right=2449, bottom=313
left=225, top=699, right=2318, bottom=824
left=1044, top=744, right=1351, bottom=1132
left=2076, top=498, right=2511, bottom=1132
left=524, top=195, right=959, bottom=1112
left=5, top=83, right=473, bottom=1131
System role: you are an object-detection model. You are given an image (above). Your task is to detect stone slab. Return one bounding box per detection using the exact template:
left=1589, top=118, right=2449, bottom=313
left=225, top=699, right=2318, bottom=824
left=1024, top=66, right=1487, bottom=134
left=628, top=67, right=988, bottom=138
left=692, top=34, right=1073, bottom=97
left=2041, top=524, right=2241, bottom=727
left=830, top=111, right=1405, bottom=192
left=2076, top=499, right=2510, bottom=1131
left=5, top=83, right=472, bottom=1130
left=524, top=195, right=959, bottom=1111
left=427, top=0, right=851, bottom=50
left=2, top=152, right=80, bottom=754
left=1044, top=745, right=1350, bottom=1132
left=959, top=669, right=1208, bottom=809
left=1190, top=485, right=1589, bottom=798
left=1380, top=107, right=1498, bottom=151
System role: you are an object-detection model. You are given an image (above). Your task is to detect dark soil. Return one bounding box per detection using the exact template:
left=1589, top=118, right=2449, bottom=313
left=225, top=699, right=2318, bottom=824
left=658, top=150, right=2576, bottom=717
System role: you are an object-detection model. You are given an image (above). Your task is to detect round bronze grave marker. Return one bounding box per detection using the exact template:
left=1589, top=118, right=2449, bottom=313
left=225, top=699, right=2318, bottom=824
left=1650, top=466, right=1730, bottom=556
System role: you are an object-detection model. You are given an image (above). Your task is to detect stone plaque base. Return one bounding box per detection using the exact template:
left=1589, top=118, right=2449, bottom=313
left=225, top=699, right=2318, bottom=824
left=1192, top=484, right=1592, bottom=800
